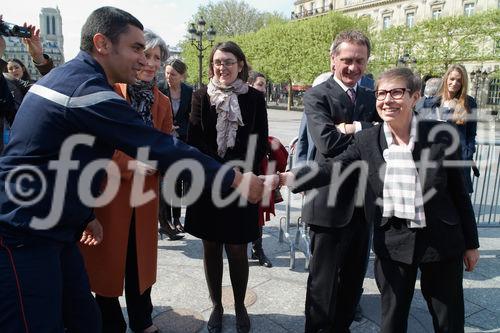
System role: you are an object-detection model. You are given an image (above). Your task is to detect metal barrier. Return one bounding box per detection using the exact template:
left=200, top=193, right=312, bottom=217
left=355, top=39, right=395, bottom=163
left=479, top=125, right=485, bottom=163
left=472, top=141, right=500, bottom=226
left=278, top=137, right=311, bottom=270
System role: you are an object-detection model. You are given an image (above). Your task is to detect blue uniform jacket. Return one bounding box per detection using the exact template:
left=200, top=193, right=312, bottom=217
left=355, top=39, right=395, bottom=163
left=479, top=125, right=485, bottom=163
left=0, top=51, right=234, bottom=245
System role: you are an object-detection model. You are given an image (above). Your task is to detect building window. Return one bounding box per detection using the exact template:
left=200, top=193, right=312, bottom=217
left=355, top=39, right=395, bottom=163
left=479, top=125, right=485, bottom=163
left=345, top=0, right=355, bottom=6
left=46, top=16, right=50, bottom=35
left=432, top=8, right=442, bottom=19
left=464, top=3, right=475, bottom=17
left=52, top=16, right=56, bottom=35
left=487, top=79, right=500, bottom=105
left=383, top=16, right=391, bottom=29
left=496, top=39, right=500, bottom=54
left=406, top=12, right=415, bottom=28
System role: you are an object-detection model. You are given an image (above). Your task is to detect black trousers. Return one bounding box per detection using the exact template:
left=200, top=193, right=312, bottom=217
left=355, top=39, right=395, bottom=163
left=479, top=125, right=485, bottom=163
left=305, top=210, right=370, bottom=333
left=375, top=256, right=464, bottom=333
left=95, top=214, right=153, bottom=333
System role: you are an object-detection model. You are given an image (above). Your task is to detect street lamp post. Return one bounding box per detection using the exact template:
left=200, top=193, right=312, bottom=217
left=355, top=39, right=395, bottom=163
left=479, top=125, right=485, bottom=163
left=470, top=68, right=489, bottom=103
left=188, top=17, right=216, bottom=89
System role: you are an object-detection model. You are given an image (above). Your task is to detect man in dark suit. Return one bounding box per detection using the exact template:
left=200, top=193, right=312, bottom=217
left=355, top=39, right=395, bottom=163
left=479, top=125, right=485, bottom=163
left=301, top=30, right=380, bottom=332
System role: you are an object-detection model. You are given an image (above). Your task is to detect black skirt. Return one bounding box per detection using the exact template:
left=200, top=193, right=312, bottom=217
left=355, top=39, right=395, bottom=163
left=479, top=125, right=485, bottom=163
left=184, top=189, right=259, bottom=244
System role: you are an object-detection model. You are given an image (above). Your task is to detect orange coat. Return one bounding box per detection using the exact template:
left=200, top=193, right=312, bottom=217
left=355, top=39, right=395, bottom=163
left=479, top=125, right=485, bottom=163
left=80, top=83, right=173, bottom=297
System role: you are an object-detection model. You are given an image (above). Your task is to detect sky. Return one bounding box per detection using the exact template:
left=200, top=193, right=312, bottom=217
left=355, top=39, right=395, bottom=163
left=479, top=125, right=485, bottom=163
left=2, top=0, right=293, bottom=60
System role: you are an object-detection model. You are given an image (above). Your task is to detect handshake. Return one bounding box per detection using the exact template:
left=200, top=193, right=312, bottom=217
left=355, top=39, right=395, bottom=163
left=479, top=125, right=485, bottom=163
left=231, top=169, right=294, bottom=204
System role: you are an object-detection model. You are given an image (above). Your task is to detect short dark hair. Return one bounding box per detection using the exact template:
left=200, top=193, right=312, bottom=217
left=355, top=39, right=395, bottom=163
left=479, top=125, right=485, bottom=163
left=330, top=30, right=371, bottom=58
left=80, top=6, right=143, bottom=53
left=247, top=71, right=266, bottom=85
left=5, top=58, right=31, bottom=81
left=166, top=58, right=187, bottom=75
left=208, top=41, right=249, bottom=82
left=375, top=67, right=421, bottom=95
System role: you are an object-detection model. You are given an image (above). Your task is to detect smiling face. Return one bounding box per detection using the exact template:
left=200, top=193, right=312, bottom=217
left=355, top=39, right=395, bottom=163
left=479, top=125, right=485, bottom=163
left=212, top=50, right=243, bottom=86
left=7, top=61, right=24, bottom=79
left=446, top=70, right=462, bottom=97
left=137, top=45, right=161, bottom=82
left=376, top=78, right=419, bottom=129
left=331, top=42, right=368, bottom=87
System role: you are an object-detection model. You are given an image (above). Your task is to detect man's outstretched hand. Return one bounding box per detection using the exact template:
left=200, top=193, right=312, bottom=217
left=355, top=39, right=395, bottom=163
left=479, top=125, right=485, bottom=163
left=232, top=170, right=264, bottom=204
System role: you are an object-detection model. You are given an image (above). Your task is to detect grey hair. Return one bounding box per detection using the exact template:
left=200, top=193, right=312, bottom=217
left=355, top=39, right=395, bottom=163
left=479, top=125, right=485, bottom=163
left=144, top=29, right=169, bottom=62
left=424, top=78, right=442, bottom=97
left=375, top=67, right=421, bottom=94
left=330, top=30, right=371, bottom=58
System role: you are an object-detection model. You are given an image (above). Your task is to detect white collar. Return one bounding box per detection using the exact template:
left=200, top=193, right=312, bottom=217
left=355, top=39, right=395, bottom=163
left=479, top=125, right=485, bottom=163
left=333, top=75, right=357, bottom=93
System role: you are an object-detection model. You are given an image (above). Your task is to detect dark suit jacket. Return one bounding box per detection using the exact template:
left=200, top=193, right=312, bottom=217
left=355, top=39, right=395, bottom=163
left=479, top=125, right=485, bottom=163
left=293, top=120, right=480, bottom=264
left=302, top=77, right=379, bottom=228
left=160, top=82, right=193, bottom=141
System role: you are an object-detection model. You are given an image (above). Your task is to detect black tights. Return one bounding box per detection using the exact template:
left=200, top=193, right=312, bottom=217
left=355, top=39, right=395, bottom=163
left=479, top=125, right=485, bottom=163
left=202, top=240, right=248, bottom=310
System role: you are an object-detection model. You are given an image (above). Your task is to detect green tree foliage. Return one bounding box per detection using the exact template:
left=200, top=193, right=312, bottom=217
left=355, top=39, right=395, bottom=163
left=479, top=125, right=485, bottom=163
left=182, top=11, right=368, bottom=85
left=182, top=11, right=367, bottom=109
left=371, top=9, right=500, bottom=77
left=191, top=0, right=286, bottom=37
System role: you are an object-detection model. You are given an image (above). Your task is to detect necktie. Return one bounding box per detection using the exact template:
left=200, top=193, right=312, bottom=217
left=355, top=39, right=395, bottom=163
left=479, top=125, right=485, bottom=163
left=347, top=88, right=356, bottom=104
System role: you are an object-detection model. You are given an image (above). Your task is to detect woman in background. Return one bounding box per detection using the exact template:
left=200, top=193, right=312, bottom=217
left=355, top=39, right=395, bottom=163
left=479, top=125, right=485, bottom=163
left=247, top=70, right=273, bottom=268
left=158, top=58, right=193, bottom=238
left=431, top=64, right=478, bottom=193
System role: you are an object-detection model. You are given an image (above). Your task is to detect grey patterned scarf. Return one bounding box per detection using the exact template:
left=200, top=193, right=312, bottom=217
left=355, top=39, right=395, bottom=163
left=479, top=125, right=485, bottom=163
left=382, top=116, right=426, bottom=229
left=207, top=78, right=249, bottom=157
left=127, top=80, right=155, bottom=127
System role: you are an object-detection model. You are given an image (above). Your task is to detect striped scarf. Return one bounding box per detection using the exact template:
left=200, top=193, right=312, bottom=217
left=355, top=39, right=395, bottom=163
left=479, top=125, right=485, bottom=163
left=382, top=116, right=426, bottom=228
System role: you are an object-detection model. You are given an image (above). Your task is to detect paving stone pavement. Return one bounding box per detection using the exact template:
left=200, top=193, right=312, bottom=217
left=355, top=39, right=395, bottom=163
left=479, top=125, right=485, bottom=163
left=119, top=109, right=500, bottom=332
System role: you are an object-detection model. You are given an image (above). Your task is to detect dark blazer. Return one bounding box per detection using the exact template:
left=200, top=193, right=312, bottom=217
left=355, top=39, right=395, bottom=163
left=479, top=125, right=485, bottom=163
left=302, top=77, right=379, bottom=228
left=293, top=120, right=480, bottom=264
left=160, top=82, right=193, bottom=141
left=184, top=86, right=269, bottom=243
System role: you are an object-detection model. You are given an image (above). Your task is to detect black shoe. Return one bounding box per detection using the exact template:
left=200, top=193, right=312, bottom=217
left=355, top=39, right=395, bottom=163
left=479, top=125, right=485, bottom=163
left=251, top=249, right=273, bottom=268
left=235, top=306, right=250, bottom=333
left=353, top=304, right=363, bottom=322
left=207, top=306, right=223, bottom=333
left=158, top=227, right=184, bottom=241
left=172, top=217, right=185, bottom=233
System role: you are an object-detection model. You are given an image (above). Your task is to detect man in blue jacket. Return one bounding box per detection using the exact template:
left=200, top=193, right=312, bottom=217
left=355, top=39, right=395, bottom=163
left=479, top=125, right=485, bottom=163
left=0, top=7, right=263, bottom=333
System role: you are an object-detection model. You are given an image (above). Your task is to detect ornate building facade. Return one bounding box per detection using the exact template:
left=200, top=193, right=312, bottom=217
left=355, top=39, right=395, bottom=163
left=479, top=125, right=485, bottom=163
left=292, top=0, right=499, bottom=30
left=291, top=0, right=500, bottom=109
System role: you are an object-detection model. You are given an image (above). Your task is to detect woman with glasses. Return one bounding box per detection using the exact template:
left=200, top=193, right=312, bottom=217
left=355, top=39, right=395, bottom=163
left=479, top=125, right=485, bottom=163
left=271, top=67, right=479, bottom=333
left=184, top=41, right=268, bottom=333
left=80, top=29, right=172, bottom=333
left=157, top=58, right=193, bottom=239
left=430, top=64, right=478, bottom=193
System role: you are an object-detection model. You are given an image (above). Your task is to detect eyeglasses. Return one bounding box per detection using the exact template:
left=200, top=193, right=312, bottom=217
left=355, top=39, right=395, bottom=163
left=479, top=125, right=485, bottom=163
left=213, top=59, right=238, bottom=68
left=374, top=88, right=409, bottom=101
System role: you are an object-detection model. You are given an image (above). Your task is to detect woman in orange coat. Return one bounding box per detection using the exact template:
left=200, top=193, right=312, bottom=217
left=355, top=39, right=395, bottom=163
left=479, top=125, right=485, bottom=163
left=80, top=29, right=171, bottom=333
